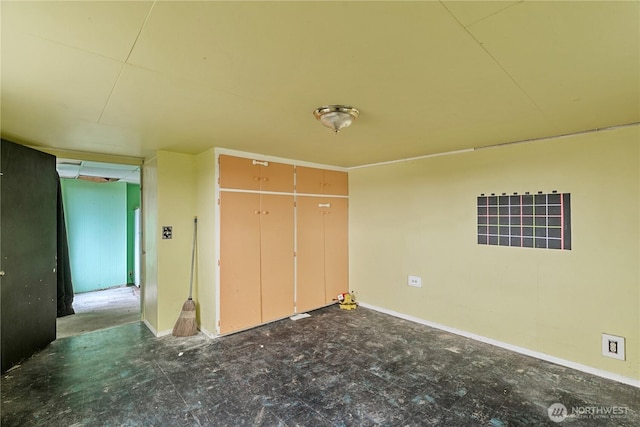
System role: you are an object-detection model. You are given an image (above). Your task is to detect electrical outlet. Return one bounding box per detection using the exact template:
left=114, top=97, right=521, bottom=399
left=602, top=333, right=625, bottom=360
left=408, top=275, right=422, bottom=288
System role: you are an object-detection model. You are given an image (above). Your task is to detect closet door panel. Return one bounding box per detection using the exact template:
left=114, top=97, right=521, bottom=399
left=324, top=198, right=349, bottom=303
left=295, top=166, right=325, bottom=195
left=261, top=162, right=294, bottom=193
left=219, top=155, right=261, bottom=191
left=219, top=192, right=262, bottom=333
left=260, top=194, right=295, bottom=322
left=296, top=166, right=348, bottom=196
left=296, top=196, right=325, bottom=313
left=323, top=170, right=349, bottom=196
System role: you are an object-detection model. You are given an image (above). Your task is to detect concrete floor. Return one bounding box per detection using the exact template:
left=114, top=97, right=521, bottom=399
left=56, top=286, right=141, bottom=338
left=2, top=305, right=638, bottom=426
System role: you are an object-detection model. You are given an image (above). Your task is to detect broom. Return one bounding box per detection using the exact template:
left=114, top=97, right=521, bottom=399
left=172, top=217, right=198, bottom=337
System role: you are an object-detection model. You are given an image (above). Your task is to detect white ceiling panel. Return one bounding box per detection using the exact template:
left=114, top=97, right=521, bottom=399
left=1, top=1, right=638, bottom=167
left=1, top=0, right=153, bottom=61
left=465, top=1, right=640, bottom=129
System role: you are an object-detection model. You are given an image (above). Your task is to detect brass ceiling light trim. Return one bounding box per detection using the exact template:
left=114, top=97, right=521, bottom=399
left=313, top=105, right=359, bottom=133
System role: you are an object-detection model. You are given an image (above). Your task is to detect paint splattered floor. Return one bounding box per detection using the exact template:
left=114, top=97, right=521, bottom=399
left=56, top=286, right=140, bottom=338
left=2, top=306, right=638, bottom=426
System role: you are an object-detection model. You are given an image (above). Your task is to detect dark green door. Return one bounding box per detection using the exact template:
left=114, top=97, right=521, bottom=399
left=1, top=140, right=57, bottom=373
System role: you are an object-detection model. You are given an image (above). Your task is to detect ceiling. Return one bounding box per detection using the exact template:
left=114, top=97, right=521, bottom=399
left=1, top=1, right=638, bottom=168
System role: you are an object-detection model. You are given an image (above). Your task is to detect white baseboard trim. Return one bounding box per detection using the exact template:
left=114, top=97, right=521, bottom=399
left=359, top=302, right=640, bottom=389
left=142, top=319, right=172, bottom=337
left=144, top=319, right=219, bottom=339
left=142, top=319, right=157, bottom=336
left=199, top=327, right=218, bottom=339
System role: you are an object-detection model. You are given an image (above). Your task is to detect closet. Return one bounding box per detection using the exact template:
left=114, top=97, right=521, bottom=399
left=295, top=196, right=348, bottom=312
left=219, top=192, right=294, bottom=333
left=218, top=155, right=348, bottom=334
left=296, top=166, right=348, bottom=195
left=219, top=154, right=293, bottom=192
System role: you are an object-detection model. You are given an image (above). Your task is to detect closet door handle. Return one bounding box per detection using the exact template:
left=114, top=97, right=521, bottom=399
left=252, top=160, right=269, bottom=167
left=262, top=211, right=269, bottom=215
left=318, top=203, right=331, bottom=208
left=254, top=210, right=260, bottom=214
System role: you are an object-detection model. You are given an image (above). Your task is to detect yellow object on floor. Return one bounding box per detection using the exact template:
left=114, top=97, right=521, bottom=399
left=337, top=292, right=358, bottom=310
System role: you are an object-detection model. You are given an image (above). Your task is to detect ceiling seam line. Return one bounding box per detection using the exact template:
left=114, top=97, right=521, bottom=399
left=13, top=33, right=126, bottom=64
left=440, top=1, right=543, bottom=113
left=97, top=1, right=157, bottom=124
left=463, top=1, right=524, bottom=29
left=123, top=0, right=157, bottom=64
left=96, top=64, right=126, bottom=124
left=471, top=36, right=543, bottom=112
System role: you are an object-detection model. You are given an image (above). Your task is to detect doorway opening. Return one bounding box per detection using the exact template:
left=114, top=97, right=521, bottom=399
left=55, top=159, right=142, bottom=338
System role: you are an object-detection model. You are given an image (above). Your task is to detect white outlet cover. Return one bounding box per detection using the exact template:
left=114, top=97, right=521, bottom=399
left=602, top=333, right=625, bottom=360
left=408, top=275, right=422, bottom=288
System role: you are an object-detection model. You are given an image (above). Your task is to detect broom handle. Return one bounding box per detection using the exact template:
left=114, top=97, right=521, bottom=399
left=188, top=217, right=197, bottom=300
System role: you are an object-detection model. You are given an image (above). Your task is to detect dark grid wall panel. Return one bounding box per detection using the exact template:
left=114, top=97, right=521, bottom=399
left=477, top=192, right=571, bottom=250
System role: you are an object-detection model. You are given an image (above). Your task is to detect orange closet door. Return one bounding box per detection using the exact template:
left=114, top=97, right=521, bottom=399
left=295, top=166, right=325, bottom=194
left=296, top=166, right=348, bottom=196
left=260, top=194, right=295, bottom=322
left=260, top=162, right=294, bottom=193
left=324, top=198, right=349, bottom=303
left=323, top=170, right=348, bottom=196
left=220, top=154, right=294, bottom=193
left=219, top=155, right=261, bottom=191
left=219, top=192, right=262, bottom=333
left=295, top=196, right=326, bottom=313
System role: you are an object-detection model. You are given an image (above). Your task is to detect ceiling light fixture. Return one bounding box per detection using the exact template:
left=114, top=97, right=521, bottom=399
left=313, top=105, right=359, bottom=133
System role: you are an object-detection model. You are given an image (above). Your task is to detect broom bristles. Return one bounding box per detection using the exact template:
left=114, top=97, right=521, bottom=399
left=172, top=298, right=198, bottom=337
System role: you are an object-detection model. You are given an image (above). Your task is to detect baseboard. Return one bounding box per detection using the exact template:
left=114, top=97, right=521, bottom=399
left=142, top=319, right=171, bottom=337
left=144, top=319, right=218, bottom=339
left=142, top=319, right=158, bottom=336
left=199, top=327, right=218, bottom=339
left=359, top=302, right=640, bottom=389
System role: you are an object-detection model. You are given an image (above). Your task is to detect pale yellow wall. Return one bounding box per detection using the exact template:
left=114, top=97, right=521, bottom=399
left=349, top=126, right=639, bottom=380
left=195, top=148, right=217, bottom=335
left=155, top=151, right=197, bottom=333
left=142, top=156, right=159, bottom=331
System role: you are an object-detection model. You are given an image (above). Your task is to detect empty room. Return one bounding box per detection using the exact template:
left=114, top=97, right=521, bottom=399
left=1, top=1, right=638, bottom=426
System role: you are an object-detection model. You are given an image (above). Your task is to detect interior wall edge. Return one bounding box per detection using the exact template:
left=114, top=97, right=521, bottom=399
left=359, top=302, right=640, bottom=389
left=141, top=156, right=159, bottom=331
left=195, top=148, right=217, bottom=334
left=143, top=153, right=158, bottom=164
left=142, top=319, right=159, bottom=337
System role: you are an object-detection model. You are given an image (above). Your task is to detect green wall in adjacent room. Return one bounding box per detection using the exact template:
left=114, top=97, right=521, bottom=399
left=61, top=179, right=129, bottom=293
left=127, top=183, right=141, bottom=284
